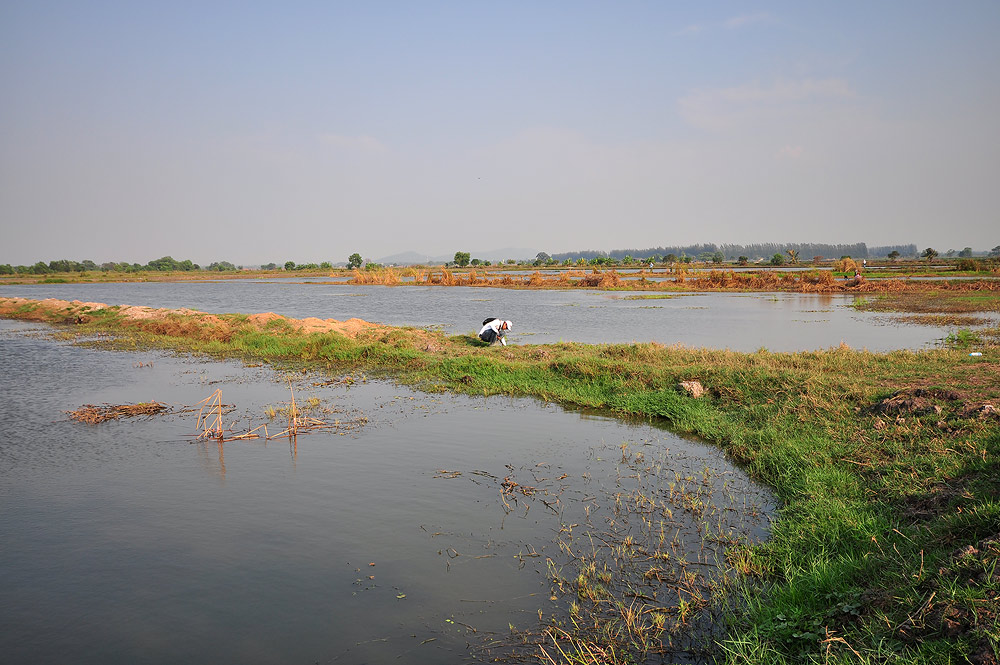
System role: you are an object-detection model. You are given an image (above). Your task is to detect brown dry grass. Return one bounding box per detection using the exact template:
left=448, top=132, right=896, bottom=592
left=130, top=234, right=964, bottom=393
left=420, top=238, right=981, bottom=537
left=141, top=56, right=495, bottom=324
left=343, top=266, right=1000, bottom=296
left=349, top=268, right=400, bottom=285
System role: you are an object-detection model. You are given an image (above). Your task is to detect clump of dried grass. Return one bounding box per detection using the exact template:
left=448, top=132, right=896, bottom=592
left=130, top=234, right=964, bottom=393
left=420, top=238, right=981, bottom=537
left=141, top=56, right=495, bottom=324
left=834, top=257, right=860, bottom=273
left=69, top=402, right=168, bottom=424
left=576, top=269, right=623, bottom=288
left=349, top=268, right=400, bottom=285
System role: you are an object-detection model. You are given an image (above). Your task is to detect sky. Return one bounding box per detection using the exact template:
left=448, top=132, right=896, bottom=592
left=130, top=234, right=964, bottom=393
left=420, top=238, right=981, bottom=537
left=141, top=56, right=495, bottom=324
left=1, top=1, right=998, bottom=266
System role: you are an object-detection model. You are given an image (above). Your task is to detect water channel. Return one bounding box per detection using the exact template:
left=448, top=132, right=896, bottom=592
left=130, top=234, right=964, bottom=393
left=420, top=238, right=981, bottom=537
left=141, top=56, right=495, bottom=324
left=0, top=279, right=984, bottom=351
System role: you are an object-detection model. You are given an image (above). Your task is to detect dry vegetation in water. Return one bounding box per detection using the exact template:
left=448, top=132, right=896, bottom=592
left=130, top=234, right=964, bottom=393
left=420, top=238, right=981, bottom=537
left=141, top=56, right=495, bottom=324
left=346, top=266, right=1000, bottom=297
left=68, top=401, right=169, bottom=423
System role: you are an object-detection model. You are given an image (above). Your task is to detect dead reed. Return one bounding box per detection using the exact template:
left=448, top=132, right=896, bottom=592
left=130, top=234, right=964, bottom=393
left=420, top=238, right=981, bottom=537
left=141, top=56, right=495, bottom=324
left=349, top=268, right=400, bottom=285
left=193, top=386, right=367, bottom=443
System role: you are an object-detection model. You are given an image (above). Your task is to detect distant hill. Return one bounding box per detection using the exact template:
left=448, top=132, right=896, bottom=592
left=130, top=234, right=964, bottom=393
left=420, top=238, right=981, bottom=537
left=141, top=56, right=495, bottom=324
left=374, top=251, right=441, bottom=266
left=376, top=247, right=540, bottom=265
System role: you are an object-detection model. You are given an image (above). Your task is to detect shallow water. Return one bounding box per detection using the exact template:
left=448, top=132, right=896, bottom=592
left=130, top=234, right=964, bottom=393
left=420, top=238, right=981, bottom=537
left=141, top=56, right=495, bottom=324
left=0, top=280, right=984, bottom=351
left=0, top=320, right=775, bottom=664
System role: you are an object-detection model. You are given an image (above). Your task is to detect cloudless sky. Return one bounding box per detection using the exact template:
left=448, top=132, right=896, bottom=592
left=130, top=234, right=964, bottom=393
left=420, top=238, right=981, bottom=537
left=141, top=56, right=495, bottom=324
left=2, top=1, right=998, bottom=265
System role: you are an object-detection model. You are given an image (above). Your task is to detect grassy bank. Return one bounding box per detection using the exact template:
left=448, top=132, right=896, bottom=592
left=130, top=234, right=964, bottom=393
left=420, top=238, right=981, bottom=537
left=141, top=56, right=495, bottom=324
left=2, top=298, right=997, bottom=663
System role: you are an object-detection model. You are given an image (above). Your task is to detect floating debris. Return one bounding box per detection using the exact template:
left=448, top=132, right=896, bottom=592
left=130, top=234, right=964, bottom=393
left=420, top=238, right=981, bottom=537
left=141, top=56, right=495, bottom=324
left=68, top=402, right=168, bottom=424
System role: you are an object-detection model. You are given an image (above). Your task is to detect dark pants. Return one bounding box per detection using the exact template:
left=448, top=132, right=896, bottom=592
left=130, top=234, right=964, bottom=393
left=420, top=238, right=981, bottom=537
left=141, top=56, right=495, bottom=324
left=479, top=329, right=498, bottom=344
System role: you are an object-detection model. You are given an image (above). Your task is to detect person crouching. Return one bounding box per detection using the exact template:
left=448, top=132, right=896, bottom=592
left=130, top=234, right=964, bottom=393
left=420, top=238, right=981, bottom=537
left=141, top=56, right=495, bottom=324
left=478, top=318, right=512, bottom=346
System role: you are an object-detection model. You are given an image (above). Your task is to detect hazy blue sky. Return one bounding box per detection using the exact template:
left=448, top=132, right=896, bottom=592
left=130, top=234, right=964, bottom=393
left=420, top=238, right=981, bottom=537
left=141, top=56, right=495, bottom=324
left=2, top=1, right=998, bottom=265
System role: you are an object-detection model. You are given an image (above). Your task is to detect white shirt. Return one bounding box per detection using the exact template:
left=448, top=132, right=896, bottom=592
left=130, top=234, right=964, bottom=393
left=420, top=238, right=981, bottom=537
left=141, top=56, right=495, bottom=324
left=479, top=319, right=508, bottom=345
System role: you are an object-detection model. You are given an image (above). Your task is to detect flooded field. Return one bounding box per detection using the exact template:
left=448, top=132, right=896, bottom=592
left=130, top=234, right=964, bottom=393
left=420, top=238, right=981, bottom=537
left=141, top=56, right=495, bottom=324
left=0, top=320, right=775, bottom=664
left=0, top=280, right=985, bottom=351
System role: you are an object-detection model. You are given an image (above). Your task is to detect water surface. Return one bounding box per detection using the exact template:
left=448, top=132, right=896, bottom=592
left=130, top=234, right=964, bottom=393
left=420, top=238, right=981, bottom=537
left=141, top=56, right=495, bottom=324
left=0, top=320, right=775, bottom=664
left=0, top=280, right=979, bottom=351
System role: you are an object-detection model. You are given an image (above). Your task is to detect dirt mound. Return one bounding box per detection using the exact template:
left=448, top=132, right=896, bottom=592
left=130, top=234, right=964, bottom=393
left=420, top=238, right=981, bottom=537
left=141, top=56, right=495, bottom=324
left=0, top=297, right=383, bottom=339
left=0, top=297, right=109, bottom=323
left=248, top=312, right=286, bottom=326
left=869, top=388, right=963, bottom=416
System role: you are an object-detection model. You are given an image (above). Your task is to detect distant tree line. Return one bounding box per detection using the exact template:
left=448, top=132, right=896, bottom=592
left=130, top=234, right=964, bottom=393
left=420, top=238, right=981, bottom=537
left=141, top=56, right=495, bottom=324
left=0, top=256, right=204, bottom=275
left=551, top=243, right=919, bottom=263
left=0, top=256, right=347, bottom=275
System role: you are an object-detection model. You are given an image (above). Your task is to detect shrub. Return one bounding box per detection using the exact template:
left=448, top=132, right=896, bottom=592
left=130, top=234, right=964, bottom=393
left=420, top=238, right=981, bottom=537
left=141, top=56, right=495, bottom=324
left=955, top=258, right=981, bottom=272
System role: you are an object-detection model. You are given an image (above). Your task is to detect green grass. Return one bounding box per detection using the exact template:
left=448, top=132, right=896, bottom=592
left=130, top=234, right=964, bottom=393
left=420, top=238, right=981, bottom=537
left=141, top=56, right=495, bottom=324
left=853, top=289, right=1000, bottom=314
left=3, top=299, right=998, bottom=664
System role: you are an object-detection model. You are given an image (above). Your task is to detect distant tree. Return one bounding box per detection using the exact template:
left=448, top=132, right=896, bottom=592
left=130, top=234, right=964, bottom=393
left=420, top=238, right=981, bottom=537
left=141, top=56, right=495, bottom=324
left=712, top=252, right=724, bottom=264
left=770, top=253, right=785, bottom=266
left=786, top=249, right=799, bottom=265
left=284, top=261, right=296, bottom=271
left=146, top=256, right=183, bottom=271
left=737, top=256, right=748, bottom=266
left=207, top=261, right=236, bottom=271
left=812, top=255, right=824, bottom=265
left=319, top=261, right=332, bottom=269
left=682, top=256, right=692, bottom=264
left=887, top=250, right=900, bottom=262
left=471, top=258, right=481, bottom=266
left=945, top=249, right=956, bottom=258
left=48, top=259, right=73, bottom=272
left=347, top=253, right=363, bottom=269
left=991, top=245, right=1000, bottom=257
left=958, top=247, right=973, bottom=258
left=453, top=251, right=471, bottom=267
left=260, top=263, right=277, bottom=270
left=922, top=247, right=938, bottom=261
left=665, top=254, right=678, bottom=264
left=534, top=252, right=550, bottom=267
left=364, top=262, right=381, bottom=270
left=0, top=264, right=13, bottom=274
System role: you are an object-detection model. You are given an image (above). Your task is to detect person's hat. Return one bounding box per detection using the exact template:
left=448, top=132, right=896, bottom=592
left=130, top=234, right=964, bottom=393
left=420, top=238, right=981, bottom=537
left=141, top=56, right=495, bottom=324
left=503, top=320, right=512, bottom=330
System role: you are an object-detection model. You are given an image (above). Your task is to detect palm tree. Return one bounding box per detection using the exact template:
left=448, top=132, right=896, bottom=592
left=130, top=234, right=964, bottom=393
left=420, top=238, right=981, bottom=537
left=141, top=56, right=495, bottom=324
left=786, top=249, right=800, bottom=265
